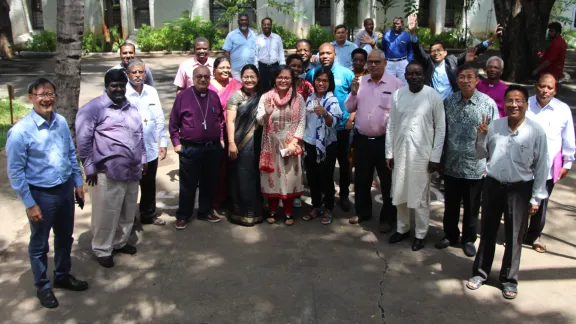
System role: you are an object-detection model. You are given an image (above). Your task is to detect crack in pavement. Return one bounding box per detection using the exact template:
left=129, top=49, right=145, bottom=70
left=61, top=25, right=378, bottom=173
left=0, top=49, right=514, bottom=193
left=362, top=227, right=389, bottom=324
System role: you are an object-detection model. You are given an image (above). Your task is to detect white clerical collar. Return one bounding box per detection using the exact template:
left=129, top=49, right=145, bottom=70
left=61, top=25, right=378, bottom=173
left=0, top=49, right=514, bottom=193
left=200, top=93, right=207, bottom=97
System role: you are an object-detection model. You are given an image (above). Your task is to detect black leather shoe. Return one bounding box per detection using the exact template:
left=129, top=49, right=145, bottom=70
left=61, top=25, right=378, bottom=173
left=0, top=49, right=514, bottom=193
left=37, top=288, right=59, bottom=309
left=340, top=197, right=351, bottom=212
left=434, top=237, right=455, bottom=249
left=463, top=242, right=477, bottom=257
left=97, top=256, right=114, bottom=268
left=54, top=274, right=89, bottom=291
left=412, top=238, right=426, bottom=251
left=114, top=244, right=137, bottom=255
left=389, top=232, right=409, bottom=244
left=378, top=223, right=395, bottom=234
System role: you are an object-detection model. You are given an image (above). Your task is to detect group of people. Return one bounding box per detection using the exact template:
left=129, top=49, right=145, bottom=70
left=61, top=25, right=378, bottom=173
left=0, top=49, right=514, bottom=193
left=5, top=12, right=573, bottom=309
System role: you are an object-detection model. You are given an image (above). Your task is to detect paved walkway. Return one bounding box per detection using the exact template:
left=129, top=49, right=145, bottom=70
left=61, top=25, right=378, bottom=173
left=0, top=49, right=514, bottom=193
left=0, top=55, right=575, bottom=323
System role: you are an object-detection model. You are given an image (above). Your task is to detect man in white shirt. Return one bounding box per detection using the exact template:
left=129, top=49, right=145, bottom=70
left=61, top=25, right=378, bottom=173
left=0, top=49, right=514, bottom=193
left=126, top=59, right=168, bottom=226
left=256, top=17, right=285, bottom=90
left=525, top=74, right=575, bottom=253
left=467, top=85, right=548, bottom=300
left=173, top=37, right=215, bottom=95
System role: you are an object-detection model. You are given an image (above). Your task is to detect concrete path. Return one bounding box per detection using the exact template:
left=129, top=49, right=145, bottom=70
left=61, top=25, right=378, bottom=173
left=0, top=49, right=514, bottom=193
left=0, top=54, right=575, bottom=323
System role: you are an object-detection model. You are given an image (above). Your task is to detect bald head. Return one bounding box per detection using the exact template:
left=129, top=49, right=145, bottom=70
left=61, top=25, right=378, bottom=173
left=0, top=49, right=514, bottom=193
left=318, top=43, right=336, bottom=67
left=535, top=73, right=557, bottom=104
left=193, top=66, right=211, bottom=92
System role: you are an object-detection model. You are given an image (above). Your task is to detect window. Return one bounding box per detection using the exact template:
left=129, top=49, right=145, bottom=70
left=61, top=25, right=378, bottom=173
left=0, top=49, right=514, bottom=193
left=445, top=0, right=463, bottom=28
left=31, top=0, right=44, bottom=30
left=315, top=0, right=331, bottom=27
left=133, top=0, right=150, bottom=28
left=211, top=1, right=257, bottom=28
left=418, top=0, right=429, bottom=27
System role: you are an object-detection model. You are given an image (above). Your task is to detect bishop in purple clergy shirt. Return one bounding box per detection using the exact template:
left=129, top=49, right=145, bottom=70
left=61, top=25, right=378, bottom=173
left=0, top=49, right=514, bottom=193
left=169, top=65, right=225, bottom=229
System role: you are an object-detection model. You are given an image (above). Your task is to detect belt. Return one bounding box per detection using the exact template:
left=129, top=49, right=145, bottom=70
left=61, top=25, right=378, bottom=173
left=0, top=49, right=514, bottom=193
left=29, top=179, right=69, bottom=191
left=388, top=57, right=407, bottom=62
left=181, top=139, right=218, bottom=147
left=486, top=176, right=532, bottom=188
left=259, top=61, right=280, bottom=68
left=354, top=129, right=385, bottom=140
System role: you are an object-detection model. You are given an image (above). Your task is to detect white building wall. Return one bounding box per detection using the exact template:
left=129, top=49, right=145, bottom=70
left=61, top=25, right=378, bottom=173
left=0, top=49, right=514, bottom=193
left=8, top=0, right=33, bottom=43
left=84, top=0, right=104, bottom=34
left=255, top=0, right=314, bottom=38
left=41, top=0, right=56, bottom=33
left=156, top=0, right=191, bottom=26
left=466, top=0, right=497, bottom=36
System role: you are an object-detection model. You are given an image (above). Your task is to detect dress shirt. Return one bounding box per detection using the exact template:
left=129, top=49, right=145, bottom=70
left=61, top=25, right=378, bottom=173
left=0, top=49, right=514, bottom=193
left=306, top=64, right=355, bottom=130
left=344, top=73, right=404, bottom=137
left=432, top=60, right=453, bottom=100
left=222, top=28, right=257, bottom=72
left=354, top=29, right=379, bottom=53
left=6, top=111, right=84, bottom=208
left=476, top=117, right=549, bottom=204
left=381, top=30, right=414, bottom=61
left=304, top=92, right=342, bottom=145
left=173, top=57, right=215, bottom=89
left=540, top=36, right=567, bottom=79
left=476, top=79, right=508, bottom=117
left=109, top=64, right=155, bottom=87
left=126, top=83, right=168, bottom=162
left=256, top=32, right=285, bottom=65
left=331, top=40, right=358, bottom=70
left=76, top=94, right=146, bottom=182
left=527, top=96, right=576, bottom=179
left=443, top=90, right=498, bottom=179
left=169, top=86, right=225, bottom=146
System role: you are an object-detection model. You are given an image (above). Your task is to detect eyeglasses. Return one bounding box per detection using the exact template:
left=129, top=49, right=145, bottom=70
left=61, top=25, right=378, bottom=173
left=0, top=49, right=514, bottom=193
left=33, top=93, right=56, bottom=99
left=457, top=75, right=477, bottom=81
left=242, top=76, right=257, bottom=81
left=194, top=75, right=211, bottom=79
left=367, top=60, right=382, bottom=66
left=505, top=99, right=526, bottom=104
left=276, top=77, right=292, bottom=81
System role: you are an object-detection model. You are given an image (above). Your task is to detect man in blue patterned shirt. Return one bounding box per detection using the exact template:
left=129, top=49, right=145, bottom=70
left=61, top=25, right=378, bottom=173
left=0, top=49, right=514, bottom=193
left=436, top=64, right=499, bottom=257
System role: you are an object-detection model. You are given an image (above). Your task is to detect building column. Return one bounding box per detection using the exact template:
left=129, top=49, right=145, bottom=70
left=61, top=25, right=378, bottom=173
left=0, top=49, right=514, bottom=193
left=119, top=0, right=129, bottom=39
left=149, top=0, right=155, bottom=27
left=430, top=0, right=446, bottom=35
left=358, top=0, right=377, bottom=31
left=191, top=0, right=210, bottom=20
left=332, top=0, right=344, bottom=30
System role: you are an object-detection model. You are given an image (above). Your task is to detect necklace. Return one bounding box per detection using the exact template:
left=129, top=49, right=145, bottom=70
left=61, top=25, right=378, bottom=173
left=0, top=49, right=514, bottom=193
left=191, top=89, right=210, bottom=130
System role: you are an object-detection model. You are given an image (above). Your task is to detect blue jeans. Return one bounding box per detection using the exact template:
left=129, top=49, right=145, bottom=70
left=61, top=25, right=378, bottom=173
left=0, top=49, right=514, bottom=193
left=28, top=178, right=75, bottom=291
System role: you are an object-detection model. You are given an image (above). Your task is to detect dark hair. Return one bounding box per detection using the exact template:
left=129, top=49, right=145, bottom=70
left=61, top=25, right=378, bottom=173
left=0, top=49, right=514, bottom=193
left=286, top=53, right=304, bottom=65
left=272, top=65, right=297, bottom=105
left=429, top=40, right=445, bottom=51
left=548, top=22, right=562, bottom=33
left=120, top=42, right=135, bottom=51
left=28, top=78, right=56, bottom=94
left=261, top=17, right=272, bottom=25
left=213, top=56, right=230, bottom=75
left=505, top=85, right=529, bottom=101
left=363, top=18, right=374, bottom=25
left=393, top=17, right=404, bottom=24
left=194, top=37, right=209, bottom=48
left=456, top=64, right=478, bottom=77
left=351, top=48, right=368, bottom=61
left=105, top=69, right=128, bottom=87
left=238, top=13, right=249, bottom=20
left=334, top=24, right=348, bottom=32
left=313, top=66, right=336, bottom=94
left=296, top=39, right=311, bottom=47
left=240, top=64, right=263, bottom=95
left=406, top=61, right=424, bottom=72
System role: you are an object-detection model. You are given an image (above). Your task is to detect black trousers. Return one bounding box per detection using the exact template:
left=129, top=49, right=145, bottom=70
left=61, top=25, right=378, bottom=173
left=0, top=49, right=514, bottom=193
left=139, top=158, right=159, bottom=223
left=304, top=142, right=337, bottom=210
left=353, top=132, right=396, bottom=223
left=177, top=143, right=222, bottom=221
left=258, top=62, right=280, bottom=91
left=442, top=175, right=483, bottom=243
left=336, top=129, right=351, bottom=199
left=525, top=179, right=555, bottom=244
left=473, top=176, right=533, bottom=287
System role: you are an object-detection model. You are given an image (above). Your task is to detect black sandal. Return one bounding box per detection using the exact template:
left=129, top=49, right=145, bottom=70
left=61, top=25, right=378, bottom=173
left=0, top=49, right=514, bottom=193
left=285, top=214, right=294, bottom=226
left=466, top=276, right=483, bottom=290
left=502, top=286, right=518, bottom=300
left=266, top=213, right=276, bottom=224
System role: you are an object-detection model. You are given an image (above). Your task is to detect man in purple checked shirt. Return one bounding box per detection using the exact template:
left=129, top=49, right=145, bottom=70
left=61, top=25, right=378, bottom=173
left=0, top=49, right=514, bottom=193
left=76, top=69, right=147, bottom=268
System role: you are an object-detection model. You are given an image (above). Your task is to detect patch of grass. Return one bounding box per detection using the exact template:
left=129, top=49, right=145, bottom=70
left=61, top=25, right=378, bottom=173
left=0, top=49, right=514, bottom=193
left=0, top=97, right=31, bottom=148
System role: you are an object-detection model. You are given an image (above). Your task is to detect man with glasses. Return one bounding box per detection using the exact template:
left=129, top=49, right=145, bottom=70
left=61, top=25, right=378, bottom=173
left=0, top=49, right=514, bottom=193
left=169, top=66, right=225, bottom=230
left=467, top=85, right=548, bottom=300
left=174, top=37, right=215, bottom=95
left=109, top=42, right=155, bottom=87
left=6, top=78, right=88, bottom=308
left=380, top=16, right=413, bottom=84
left=436, top=64, right=498, bottom=257
left=354, top=18, right=379, bottom=54
left=223, top=13, right=257, bottom=81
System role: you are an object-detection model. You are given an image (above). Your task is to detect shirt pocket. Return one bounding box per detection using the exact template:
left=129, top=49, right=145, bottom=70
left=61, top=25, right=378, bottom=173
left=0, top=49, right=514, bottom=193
left=377, top=91, right=393, bottom=110
left=510, top=139, right=533, bottom=166
left=181, top=110, right=195, bottom=129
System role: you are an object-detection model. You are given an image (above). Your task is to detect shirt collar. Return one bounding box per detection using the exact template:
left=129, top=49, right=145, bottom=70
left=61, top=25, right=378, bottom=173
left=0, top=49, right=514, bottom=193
left=532, top=96, right=557, bottom=111
left=367, top=74, right=386, bottom=84
left=126, top=83, right=148, bottom=98
left=459, top=90, right=480, bottom=105
left=100, top=93, right=131, bottom=110
left=434, top=60, right=446, bottom=68
left=30, top=109, right=56, bottom=127
left=235, top=28, right=254, bottom=37
left=332, top=40, right=352, bottom=47
left=192, top=57, right=212, bottom=67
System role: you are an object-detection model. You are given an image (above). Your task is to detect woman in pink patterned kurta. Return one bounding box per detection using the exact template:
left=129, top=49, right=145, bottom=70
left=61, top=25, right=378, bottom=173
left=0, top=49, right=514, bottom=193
left=257, top=66, right=306, bottom=226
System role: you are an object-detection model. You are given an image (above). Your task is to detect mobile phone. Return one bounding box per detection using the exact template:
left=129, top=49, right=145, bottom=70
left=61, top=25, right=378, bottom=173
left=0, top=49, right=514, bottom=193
left=75, top=191, right=84, bottom=210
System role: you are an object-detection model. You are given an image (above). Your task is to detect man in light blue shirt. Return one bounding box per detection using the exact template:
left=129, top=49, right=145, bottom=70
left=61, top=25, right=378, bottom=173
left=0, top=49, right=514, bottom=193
left=222, top=13, right=258, bottom=81
left=6, top=78, right=88, bottom=309
left=306, top=43, right=355, bottom=211
left=310, top=24, right=358, bottom=70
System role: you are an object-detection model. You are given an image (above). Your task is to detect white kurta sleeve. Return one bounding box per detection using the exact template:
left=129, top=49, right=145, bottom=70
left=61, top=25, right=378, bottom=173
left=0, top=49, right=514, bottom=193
left=385, top=92, right=397, bottom=159
left=256, top=94, right=268, bottom=125
left=294, top=95, right=306, bottom=140
left=429, top=93, right=446, bottom=163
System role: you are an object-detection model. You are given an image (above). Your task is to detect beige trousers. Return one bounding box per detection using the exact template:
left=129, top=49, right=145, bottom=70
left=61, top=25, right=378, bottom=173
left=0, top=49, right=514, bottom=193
left=89, top=174, right=139, bottom=257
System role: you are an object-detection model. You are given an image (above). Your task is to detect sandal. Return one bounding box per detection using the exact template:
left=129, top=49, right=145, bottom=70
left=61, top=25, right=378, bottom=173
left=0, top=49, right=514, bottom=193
left=266, top=213, right=276, bottom=224
left=533, top=240, right=546, bottom=253
left=502, top=285, right=518, bottom=300
left=303, top=208, right=320, bottom=221
left=153, top=218, right=166, bottom=226
left=466, top=276, right=483, bottom=290
left=285, top=214, right=294, bottom=226
left=321, top=209, right=333, bottom=225
left=348, top=216, right=360, bottom=224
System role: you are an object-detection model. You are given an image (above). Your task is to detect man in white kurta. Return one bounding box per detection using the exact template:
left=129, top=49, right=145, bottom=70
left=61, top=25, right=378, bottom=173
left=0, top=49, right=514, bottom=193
left=385, top=62, right=446, bottom=251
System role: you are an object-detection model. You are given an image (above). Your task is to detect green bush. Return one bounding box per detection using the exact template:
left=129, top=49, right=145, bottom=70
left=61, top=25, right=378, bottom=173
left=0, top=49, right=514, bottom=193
left=25, top=30, right=57, bottom=52
left=563, top=31, right=576, bottom=49
left=82, top=32, right=106, bottom=53
left=415, top=27, right=461, bottom=49
left=307, top=24, right=333, bottom=49
left=272, top=23, right=298, bottom=49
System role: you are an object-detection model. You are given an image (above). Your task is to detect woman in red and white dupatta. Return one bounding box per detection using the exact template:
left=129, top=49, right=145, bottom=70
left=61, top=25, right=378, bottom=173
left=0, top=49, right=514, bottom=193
left=257, top=65, right=306, bottom=226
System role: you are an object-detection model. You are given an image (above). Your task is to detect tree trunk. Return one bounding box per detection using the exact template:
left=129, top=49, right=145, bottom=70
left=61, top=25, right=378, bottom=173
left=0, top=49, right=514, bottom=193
left=55, top=0, right=84, bottom=139
left=0, top=0, right=13, bottom=58
left=494, top=0, right=556, bottom=82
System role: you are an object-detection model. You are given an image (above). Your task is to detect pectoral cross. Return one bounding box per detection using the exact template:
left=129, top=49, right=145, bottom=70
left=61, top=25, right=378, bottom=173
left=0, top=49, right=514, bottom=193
left=202, top=120, right=207, bottom=129
left=143, top=118, right=148, bottom=126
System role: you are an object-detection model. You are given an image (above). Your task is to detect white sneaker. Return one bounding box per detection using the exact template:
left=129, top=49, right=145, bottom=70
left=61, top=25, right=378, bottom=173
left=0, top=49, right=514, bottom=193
left=293, top=197, right=302, bottom=208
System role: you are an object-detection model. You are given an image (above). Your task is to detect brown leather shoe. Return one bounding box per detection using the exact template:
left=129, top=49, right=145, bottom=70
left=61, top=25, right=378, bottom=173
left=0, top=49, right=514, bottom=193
left=198, top=213, right=222, bottom=223
left=174, top=219, right=187, bottom=230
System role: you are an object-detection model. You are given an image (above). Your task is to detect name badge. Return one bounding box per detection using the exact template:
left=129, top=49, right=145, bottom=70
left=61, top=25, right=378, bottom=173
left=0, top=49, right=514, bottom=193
left=383, top=91, right=392, bottom=94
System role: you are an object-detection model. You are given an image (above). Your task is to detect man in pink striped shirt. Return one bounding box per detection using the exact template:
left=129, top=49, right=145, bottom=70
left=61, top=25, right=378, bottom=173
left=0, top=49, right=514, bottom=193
left=173, top=37, right=215, bottom=95
left=344, top=49, right=404, bottom=232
